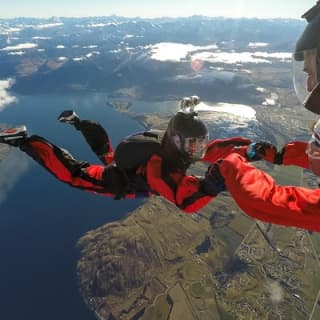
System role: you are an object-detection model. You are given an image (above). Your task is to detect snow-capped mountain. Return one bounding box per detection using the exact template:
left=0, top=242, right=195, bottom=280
left=0, top=16, right=305, bottom=101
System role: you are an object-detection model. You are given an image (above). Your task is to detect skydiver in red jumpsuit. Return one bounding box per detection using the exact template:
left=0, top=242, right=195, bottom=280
left=0, top=96, right=258, bottom=213
left=204, top=2, right=320, bottom=232
left=4, top=3, right=320, bottom=228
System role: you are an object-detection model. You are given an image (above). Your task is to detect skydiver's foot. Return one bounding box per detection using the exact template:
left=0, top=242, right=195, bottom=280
left=57, top=110, right=80, bottom=127
left=0, top=125, right=28, bottom=147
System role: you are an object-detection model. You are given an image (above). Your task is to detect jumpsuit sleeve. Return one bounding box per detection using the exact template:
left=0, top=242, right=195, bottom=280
left=219, top=153, right=320, bottom=232
left=202, top=137, right=252, bottom=164
left=77, top=120, right=114, bottom=165
left=146, top=154, right=214, bottom=213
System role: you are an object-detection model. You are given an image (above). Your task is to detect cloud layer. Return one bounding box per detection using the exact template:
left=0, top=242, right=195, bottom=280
left=0, top=149, right=29, bottom=206
left=0, top=79, right=17, bottom=111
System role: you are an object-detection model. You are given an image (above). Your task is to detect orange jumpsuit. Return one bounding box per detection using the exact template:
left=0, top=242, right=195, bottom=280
left=219, top=141, right=320, bottom=232
left=18, top=119, right=251, bottom=212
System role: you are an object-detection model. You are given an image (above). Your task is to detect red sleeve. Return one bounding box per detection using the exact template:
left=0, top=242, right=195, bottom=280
left=146, top=155, right=214, bottom=213
left=202, top=137, right=252, bottom=164
left=281, top=141, right=309, bottom=168
left=220, top=153, right=320, bottom=232
left=146, top=155, right=175, bottom=203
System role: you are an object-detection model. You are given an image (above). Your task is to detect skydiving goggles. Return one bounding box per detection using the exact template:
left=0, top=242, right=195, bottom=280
left=306, top=136, right=320, bottom=176
left=293, top=48, right=320, bottom=113
left=293, top=49, right=319, bottom=103
left=183, top=135, right=209, bottom=160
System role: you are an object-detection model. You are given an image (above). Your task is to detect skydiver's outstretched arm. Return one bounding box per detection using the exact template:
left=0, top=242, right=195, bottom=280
left=219, top=153, right=320, bottom=232
left=145, top=154, right=225, bottom=213
left=242, top=140, right=310, bottom=168
left=201, top=137, right=252, bottom=164
left=210, top=139, right=311, bottom=169
left=58, top=110, right=114, bottom=165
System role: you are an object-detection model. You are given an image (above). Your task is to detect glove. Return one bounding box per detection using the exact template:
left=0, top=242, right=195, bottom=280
left=202, top=161, right=226, bottom=196
left=245, top=142, right=277, bottom=162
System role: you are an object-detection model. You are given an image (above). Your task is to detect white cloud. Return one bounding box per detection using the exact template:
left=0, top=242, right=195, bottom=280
left=148, top=42, right=218, bottom=62
left=0, top=150, right=30, bottom=206
left=266, top=281, right=283, bottom=304
left=262, top=92, right=279, bottom=106
left=31, top=22, right=63, bottom=30
left=83, top=45, right=98, bottom=49
left=253, top=51, right=292, bottom=61
left=7, top=51, right=25, bottom=56
left=145, top=41, right=292, bottom=65
left=86, top=51, right=100, bottom=58
left=191, top=50, right=291, bottom=65
left=0, top=27, right=22, bottom=35
left=256, top=87, right=266, bottom=93
left=0, top=42, right=38, bottom=51
left=86, top=22, right=121, bottom=28
left=248, top=42, right=269, bottom=48
left=124, top=34, right=135, bottom=39
left=32, top=36, right=51, bottom=40
left=72, top=57, right=86, bottom=61
left=0, top=79, right=17, bottom=111
left=192, top=51, right=271, bottom=64
left=148, top=43, right=290, bottom=65
left=195, top=102, right=256, bottom=119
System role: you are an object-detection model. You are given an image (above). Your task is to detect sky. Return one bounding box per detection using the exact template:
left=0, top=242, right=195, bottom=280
left=1, top=0, right=317, bottom=19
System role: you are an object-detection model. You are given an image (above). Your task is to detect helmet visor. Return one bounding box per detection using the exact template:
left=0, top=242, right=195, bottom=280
left=183, top=135, right=208, bottom=160
left=293, top=48, right=318, bottom=104
left=307, top=138, right=320, bottom=159
left=306, top=137, right=320, bottom=176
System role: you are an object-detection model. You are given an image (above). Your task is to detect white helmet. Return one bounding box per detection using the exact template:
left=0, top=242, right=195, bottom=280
left=292, top=3, right=320, bottom=113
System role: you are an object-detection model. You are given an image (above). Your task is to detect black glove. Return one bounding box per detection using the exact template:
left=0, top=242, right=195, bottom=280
left=245, top=141, right=277, bottom=162
left=202, top=161, right=226, bottom=196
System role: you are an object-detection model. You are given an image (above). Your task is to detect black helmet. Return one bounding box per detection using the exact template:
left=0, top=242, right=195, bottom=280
left=166, top=111, right=209, bottom=161
left=293, top=2, right=320, bottom=113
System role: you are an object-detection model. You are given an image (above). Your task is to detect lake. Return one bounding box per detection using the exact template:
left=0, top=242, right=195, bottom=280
left=0, top=93, right=144, bottom=320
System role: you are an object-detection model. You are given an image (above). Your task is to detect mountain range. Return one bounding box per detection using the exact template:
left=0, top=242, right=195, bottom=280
left=0, top=16, right=305, bottom=103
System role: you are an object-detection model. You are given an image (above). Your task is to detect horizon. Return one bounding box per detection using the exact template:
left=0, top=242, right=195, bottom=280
left=0, top=14, right=307, bottom=21
left=2, top=0, right=316, bottom=20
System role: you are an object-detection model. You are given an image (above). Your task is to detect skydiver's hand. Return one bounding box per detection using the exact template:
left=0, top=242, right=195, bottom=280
left=202, top=161, right=226, bottom=196
left=245, top=141, right=277, bottom=162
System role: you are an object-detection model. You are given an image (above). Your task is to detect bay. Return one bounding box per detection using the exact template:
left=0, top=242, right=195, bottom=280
left=0, top=93, right=144, bottom=320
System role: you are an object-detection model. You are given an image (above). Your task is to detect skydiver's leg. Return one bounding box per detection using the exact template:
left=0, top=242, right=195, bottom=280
left=0, top=128, right=145, bottom=199
left=57, top=110, right=114, bottom=165
left=17, top=135, right=122, bottom=195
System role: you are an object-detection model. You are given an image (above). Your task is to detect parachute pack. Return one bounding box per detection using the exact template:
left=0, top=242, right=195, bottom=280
left=114, top=130, right=164, bottom=170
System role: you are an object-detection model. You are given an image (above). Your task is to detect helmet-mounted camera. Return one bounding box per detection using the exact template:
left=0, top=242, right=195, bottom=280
left=180, top=95, right=200, bottom=113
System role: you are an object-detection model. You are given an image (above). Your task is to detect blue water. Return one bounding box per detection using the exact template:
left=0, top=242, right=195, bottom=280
left=130, top=100, right=176, bottom=114
left=0, top=93, right=144, bottom=320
